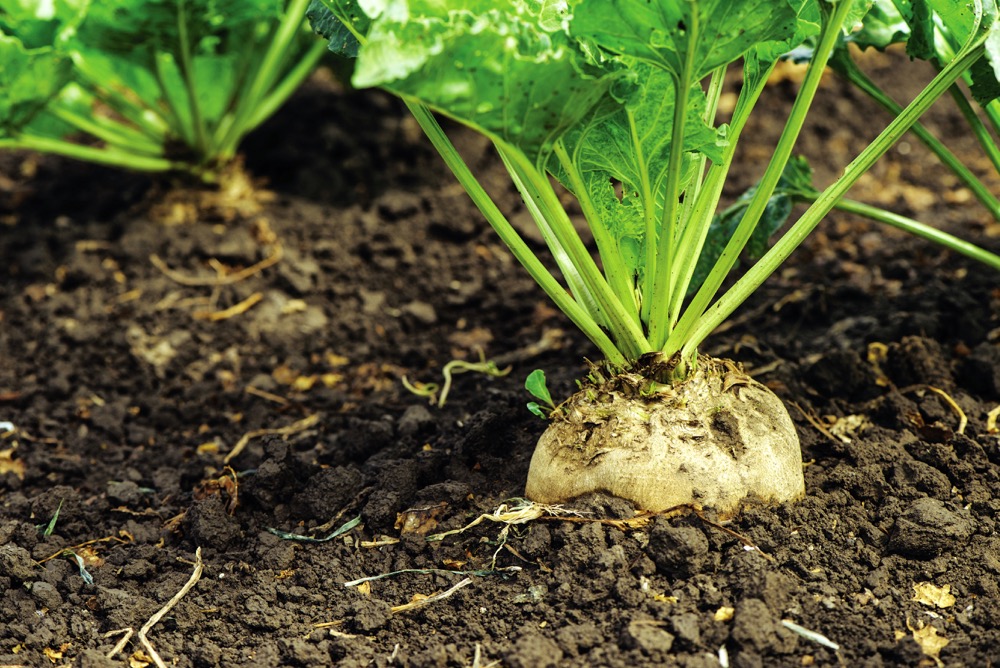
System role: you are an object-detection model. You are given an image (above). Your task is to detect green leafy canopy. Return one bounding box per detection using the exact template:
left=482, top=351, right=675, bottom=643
left=1, top=0, right=326, bottom=177
left=311, top=0, right=1000, bottom=368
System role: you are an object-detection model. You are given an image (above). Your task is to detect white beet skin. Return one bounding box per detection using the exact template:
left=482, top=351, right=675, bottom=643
left=525, top=356, right=805, bottom=516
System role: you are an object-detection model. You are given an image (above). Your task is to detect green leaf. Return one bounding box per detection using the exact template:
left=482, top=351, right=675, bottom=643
left=571, top=0, right=808, bottom=83
left=972, top=12, right=1000, bottom=104
left=846, top=0, right=911, bottom=51
left=71, top=0, right=284, bottom=63
left=843, top=0, right=878, bottom=34
left=0, top=34, right=73, bottom=135
left=526, top=402, right=548, bottom=419
left=267, top=515, right=362, bottom=542
left=67, top=551, right=95, bottom=585
left=0, top=0, right=82, bottom=135
left=319, top=0, right=617, bottom=158
left=67, top=0, right=284, bottom=123
left=902, top=0, right=1000, bottom=102
left=307, top=0, right=363, bottom=57
left=525, top=369, right=554, bottom=407
left=689, top=155, right=815, bottom=296
left=38, top=499, right=64, bottom=537
left=907, top=0, right=992, bottom=62
left=0, top=0, right=85, bottom=48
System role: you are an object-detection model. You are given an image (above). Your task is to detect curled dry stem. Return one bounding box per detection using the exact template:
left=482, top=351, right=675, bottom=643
left=988, top=405, right=1000, bottom=434
left=192, top=292, right=263, bottom=321
left=900, top=385, right=968, bottom=435
left=150, top=243, right=283, bottom=287
left=388, top=577, right=473, bottom=615
left=224, top=413, right=319, bottom=464
left=137, top=548, right=204, bottom=668
left=403, top=349, right=511, bottom=408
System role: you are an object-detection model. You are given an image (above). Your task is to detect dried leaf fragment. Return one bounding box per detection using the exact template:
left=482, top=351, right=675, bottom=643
left=0, top=447, right=25, bottom=479
left=395, top=503, right=448, bottom=535
left=829, top=414, right=870, bottom=444
left=129, top=650, right=153, bottom=668
left=43, top=646, right=64, bottom=662
left=714, top=606, right=735, bottom=622
left=907, top=619, right=949, bottom=665
left=912, top=582, right=956, bottom=609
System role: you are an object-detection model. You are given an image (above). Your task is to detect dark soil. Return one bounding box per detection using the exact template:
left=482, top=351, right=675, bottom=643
left=2, top=52, right=1000, bottom=667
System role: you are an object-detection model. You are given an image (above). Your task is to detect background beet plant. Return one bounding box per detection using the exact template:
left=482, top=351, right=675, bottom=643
left=0, top=0, right=326, bottom=180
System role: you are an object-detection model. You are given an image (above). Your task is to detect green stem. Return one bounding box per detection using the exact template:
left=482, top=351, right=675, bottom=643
left=153, top=53, right=196, bottom=147
left=245, top=41, right=328, bottom=132
left=217, top=0, right=313, bottom=157
left=666, top=0, right=854, bottom=360
left=629, top=106, right=659, bottom=325
left=49, top=106, right=164, bottom=156
left=832, top=50, right=1000, bottom=220
left=678, top=64, right=727, bottom=230
left=176, top=0, right=209, bottom=158
left=667, top=58, right=775, bottom=329
left=405, top=102, right=627, bottom=365
left=646, top=37, right=697, bottom=349
left=2, top=134, right=180, bottom=172
left=830, top=198, right=1000, bottom=270
left=681, top=38, right=989, bottom=360
left=499, top=146, right=608, bottom=328
left=501, top=146, right=650, bottom=359
left=69, top=66, right=171, bottom=141
left=552, top=140, right=640, bottom=324
left=983, top=98, right=1000, bottom=139
left=210, top=28, right=266, bottom=148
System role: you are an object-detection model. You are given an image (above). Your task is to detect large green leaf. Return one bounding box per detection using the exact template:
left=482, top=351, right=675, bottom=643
left=306, top=0, right=363, bottom=57
left=66, top=0, right=288, bottom=129
left=571, top=0, right=808, bottom=83
left=71, top=0, right=284, bottom=61
left=846, top=0, right=910, bottom=51
left=0, top=0, right=85, bottom=135
left=982, top=16, right=1000, bottom=103
left=0, top=0, right=85, bottom=48
left=904, top=0, right=1000, bottom=104
left=318, top=0, right=617, bottom=158
left=0, top=34, right=73, bottom=135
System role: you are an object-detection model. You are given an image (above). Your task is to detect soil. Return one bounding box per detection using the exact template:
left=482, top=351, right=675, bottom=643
left=2, top=51, right=1000, bottom=668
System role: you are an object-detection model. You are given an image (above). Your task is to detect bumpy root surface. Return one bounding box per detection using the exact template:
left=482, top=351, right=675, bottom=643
left=525, top=356, right=805, bottom=516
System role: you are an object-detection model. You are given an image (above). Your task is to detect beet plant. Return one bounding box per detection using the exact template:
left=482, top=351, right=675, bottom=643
left=0, top=0, right=326, bottom=180
left=309, top=0, right=1000, bottom=515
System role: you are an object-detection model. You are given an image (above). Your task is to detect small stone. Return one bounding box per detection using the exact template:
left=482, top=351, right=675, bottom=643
left=731, top=598, right=796, bottom=654
left=29, top=581, right=62, bottom=609
left=398, top=404, right=436, bottom=437
left=647, top=519, right=710, bottom=577
left=377, top=191, right=422, bottom=220
left=504, top=632, right=563, bottom=668
left=186, top=495, right=242, bottom=550
left=346, top=599, right=391, bottom=633
left=888, top=497, right=974, bottom=558
left=622, top=619, right=675, bottom=654
left=359, top=288, right=385, bottom=315
left=401, top=300, right=437, bottom=325
left=214, top=227, right=259, bottom=263
left=671, top=612, right=702, bottom=648
left=76, top=649, right=117, bottom=668
left=106, top=480, right=143, bottom=506
left=0, top=543, right=37, bottom=581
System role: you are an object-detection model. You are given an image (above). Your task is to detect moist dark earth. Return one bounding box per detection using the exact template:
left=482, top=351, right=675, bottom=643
left=2, top=51, right=1000, bottom=667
